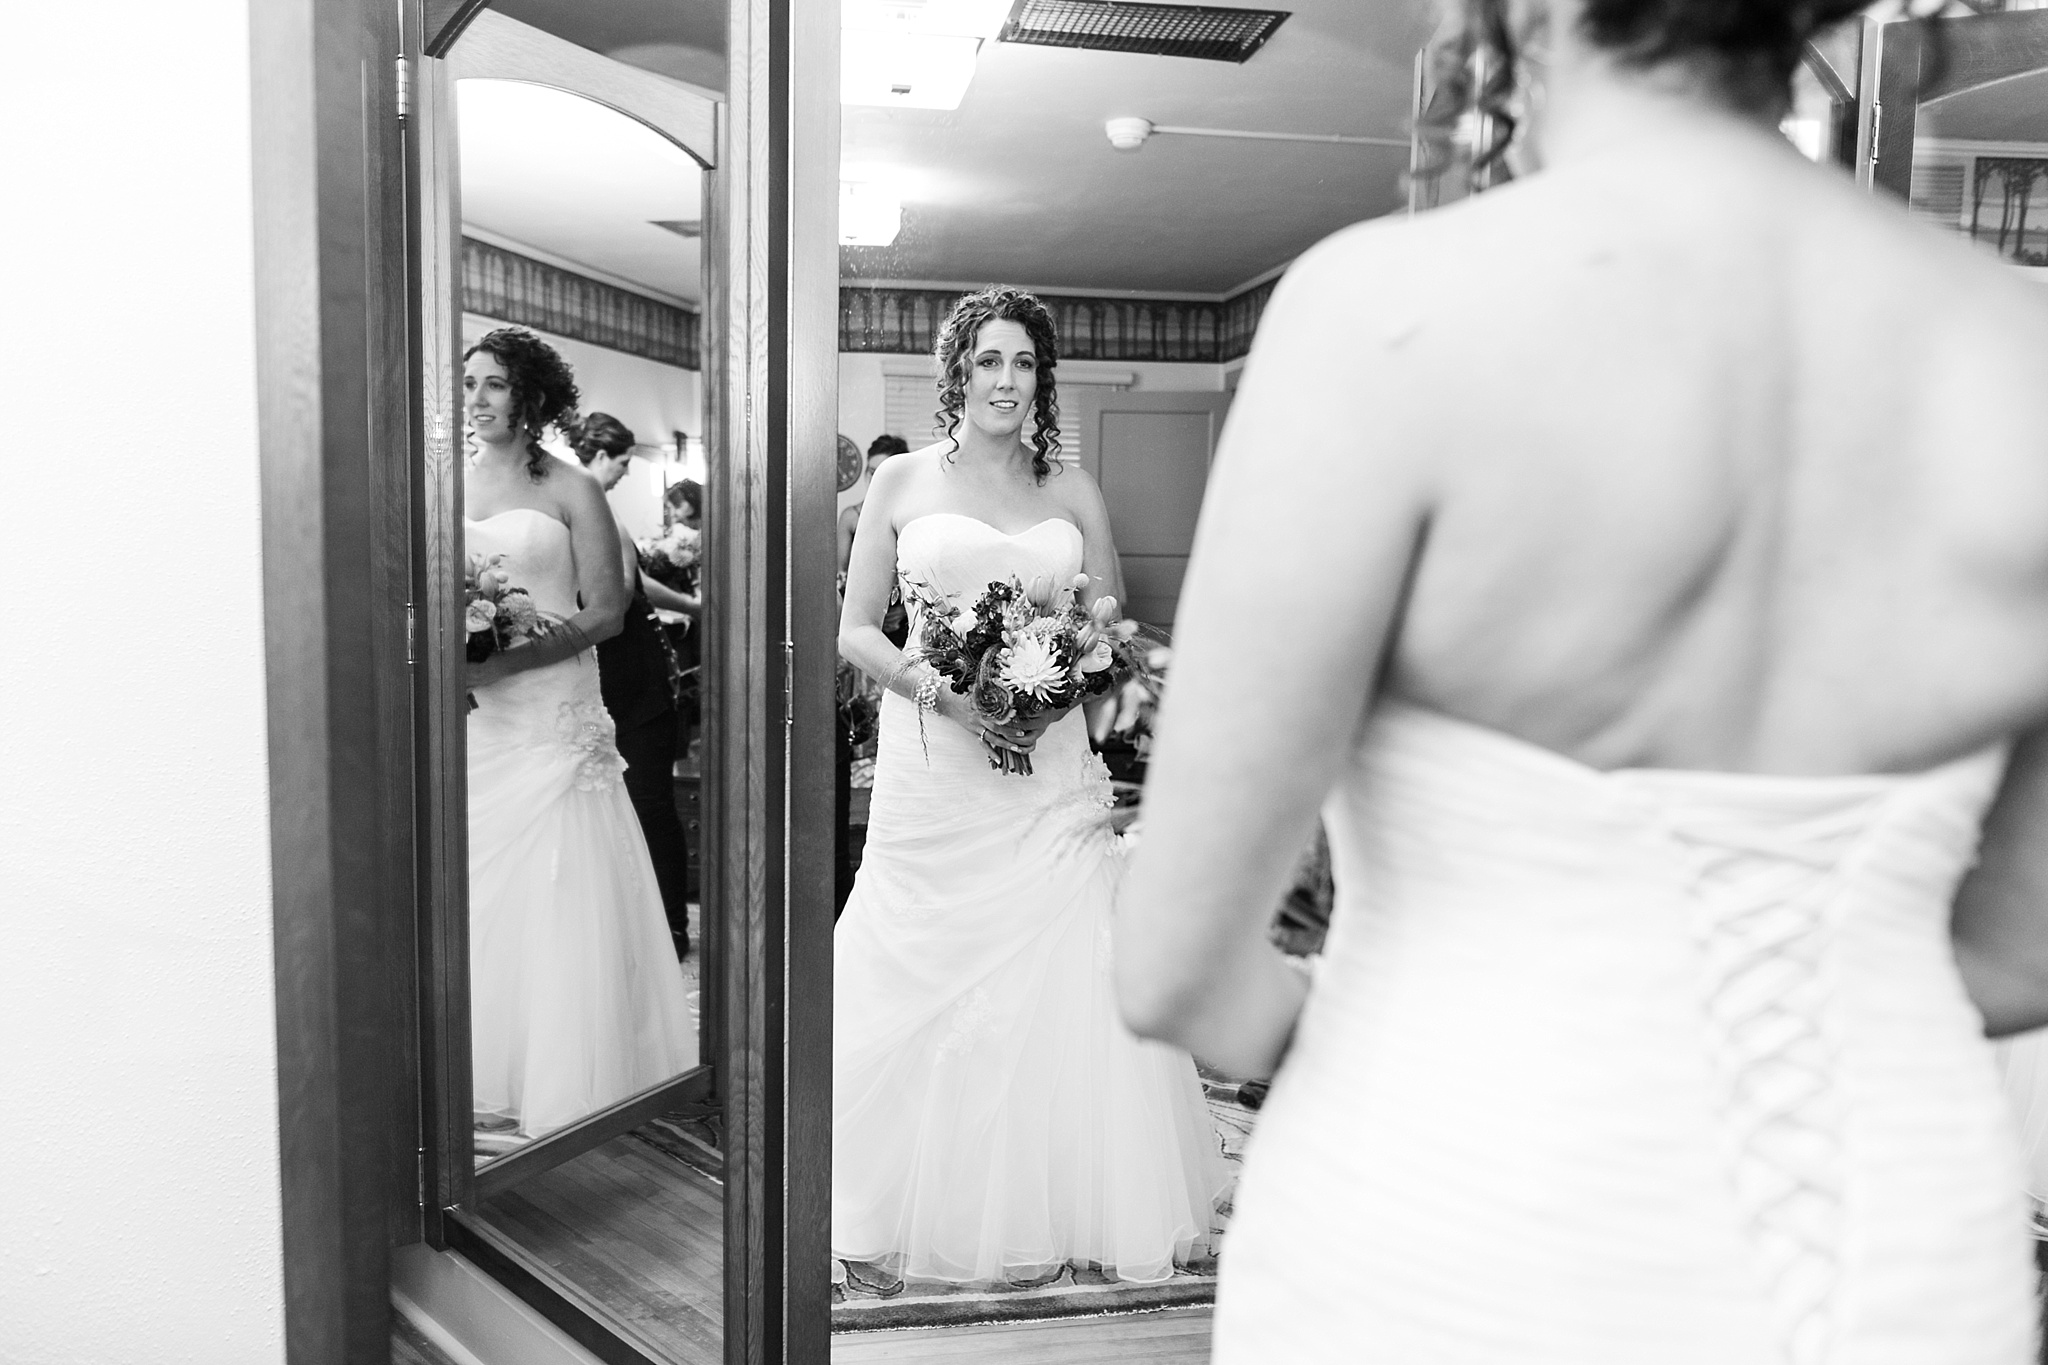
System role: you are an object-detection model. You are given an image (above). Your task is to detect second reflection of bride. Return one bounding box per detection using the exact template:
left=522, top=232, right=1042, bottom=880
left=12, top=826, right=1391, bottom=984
left=464, top=327, right=692, bottom=1150
left=833, top=287, right=1227, bottom=1289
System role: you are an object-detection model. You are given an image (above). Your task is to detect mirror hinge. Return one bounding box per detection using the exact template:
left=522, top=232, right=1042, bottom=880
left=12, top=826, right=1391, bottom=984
left=395, top=55, right=413, bottom=121
left=783, top=640, right=795, bottom=727
left=416, top=1147, right=426, bottom=1207
left=406, top=604, right=417, bottom=665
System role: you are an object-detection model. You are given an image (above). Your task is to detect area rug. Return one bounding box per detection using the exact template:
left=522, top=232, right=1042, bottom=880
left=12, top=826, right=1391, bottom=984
left=830, top=1077, right=1257, bottom=1331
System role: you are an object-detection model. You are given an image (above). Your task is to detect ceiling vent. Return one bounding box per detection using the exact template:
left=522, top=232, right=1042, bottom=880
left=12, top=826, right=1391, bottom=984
left=999, top=1, right=1289, bottom=63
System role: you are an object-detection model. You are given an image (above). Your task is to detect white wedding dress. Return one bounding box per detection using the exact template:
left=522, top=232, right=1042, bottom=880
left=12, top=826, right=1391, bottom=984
left=833, top=512, right=1227, bottom=1285
left=466, top=509, right=694, bottom=1138
left=1217, top=700, right=2037, bottom=1363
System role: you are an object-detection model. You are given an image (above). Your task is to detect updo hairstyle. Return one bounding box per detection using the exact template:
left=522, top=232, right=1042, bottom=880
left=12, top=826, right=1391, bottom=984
left=1428, top=0, right=1893, bottom=185
left=932, top=286, right=1062, bottom=484
left=868, top=434, right=911, bottom=459
left=465, top=326, right=581, bottom=482
left=569, top=412, right=635, bottom=466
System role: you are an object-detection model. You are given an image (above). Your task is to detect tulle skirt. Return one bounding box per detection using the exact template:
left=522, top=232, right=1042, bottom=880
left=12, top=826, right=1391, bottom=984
left=832, top=692, right=1225, bottom=1284
left=468, top=663, right=695, bottom=1138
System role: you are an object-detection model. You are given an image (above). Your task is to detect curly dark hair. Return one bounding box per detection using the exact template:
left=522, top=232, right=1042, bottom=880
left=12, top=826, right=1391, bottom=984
left=568, top=411, right=635, bottom=465
left=1419, top=0, right=1919, bottom=195
left=933, top=286, right=1062, bottom=484
left=665, top=478, right=704, bottom=521
left=465, top=326, right=581, bottom=482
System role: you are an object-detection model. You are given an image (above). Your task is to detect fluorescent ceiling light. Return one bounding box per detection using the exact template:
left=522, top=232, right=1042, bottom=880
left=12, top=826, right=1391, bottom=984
left=841, top=0, right=1008, bottom=110
left=843, top=28, right=982, bottom=109
left=841, top=180, right=904, bottom=247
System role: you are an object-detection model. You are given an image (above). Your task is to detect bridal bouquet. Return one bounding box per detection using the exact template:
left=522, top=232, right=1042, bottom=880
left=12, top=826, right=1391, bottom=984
left=465, top=552, right=544, bottom=709
left=637, top=524, right=701, bottom=593
left=905, top=572, right=1151, bottom=776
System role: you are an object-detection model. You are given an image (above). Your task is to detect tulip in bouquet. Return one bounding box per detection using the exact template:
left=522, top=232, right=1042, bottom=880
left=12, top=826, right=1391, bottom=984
left=904, top=571, right=1155, bottom=776
left=465, top=551, right=545, bottom=709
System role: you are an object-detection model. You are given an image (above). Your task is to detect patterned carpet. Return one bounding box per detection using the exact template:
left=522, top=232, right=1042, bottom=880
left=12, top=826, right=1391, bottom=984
left=829, top=1077, right=1258, bottom=1332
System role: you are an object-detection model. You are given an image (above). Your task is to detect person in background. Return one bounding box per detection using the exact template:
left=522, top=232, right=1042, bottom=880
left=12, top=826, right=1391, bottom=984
left=660, top=479, right=705, bottom=757
left=835, top=437, right=908, bottom=913
left=571, top=412, right=692, bottom=961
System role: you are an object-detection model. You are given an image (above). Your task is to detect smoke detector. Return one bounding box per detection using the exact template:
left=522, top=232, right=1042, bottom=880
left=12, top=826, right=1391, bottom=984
left=1105, top=117, right=1154, bottom=151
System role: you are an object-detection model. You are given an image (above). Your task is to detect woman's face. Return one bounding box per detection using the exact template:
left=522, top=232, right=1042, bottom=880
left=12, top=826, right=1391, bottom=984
left=588, top=452, right=631, bottom=492
left=464, top=351, right=518, bottom=448
left=962, top=319, right=1038, bottom=442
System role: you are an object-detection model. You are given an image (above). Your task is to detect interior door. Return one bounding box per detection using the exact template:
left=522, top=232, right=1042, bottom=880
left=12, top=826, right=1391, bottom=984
left=1072, top=390, right=1234, bottom=631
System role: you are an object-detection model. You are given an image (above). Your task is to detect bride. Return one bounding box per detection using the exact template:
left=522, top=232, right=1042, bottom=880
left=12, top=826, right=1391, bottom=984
left=464, top=326, right=693, bottom=1147
left=1118, top=0, right=2048, bottom=1359
left=833, top=286, right=1226, bottom=1287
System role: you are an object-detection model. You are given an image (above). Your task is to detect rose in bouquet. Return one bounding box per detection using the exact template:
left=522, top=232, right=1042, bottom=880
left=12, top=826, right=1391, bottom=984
left=904, top=571, right=1152, bottom=776
left=464, top=551, right=545, bottom=709
left=636, top=524, right=701, bottom=593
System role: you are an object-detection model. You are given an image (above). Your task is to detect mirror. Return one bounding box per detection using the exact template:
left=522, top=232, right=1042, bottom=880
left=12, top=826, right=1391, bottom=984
left=458, top=76, right=709, bottom=1163
left=826, top=1, right=1422, bottom=1352
left=415, top=7, right=733, bottom=1361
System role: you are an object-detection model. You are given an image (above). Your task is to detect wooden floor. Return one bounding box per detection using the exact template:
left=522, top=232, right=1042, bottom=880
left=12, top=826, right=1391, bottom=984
left=832, top=1307, right=1212, bottom=1365
left=476, top=1133, right=724, bottom=1365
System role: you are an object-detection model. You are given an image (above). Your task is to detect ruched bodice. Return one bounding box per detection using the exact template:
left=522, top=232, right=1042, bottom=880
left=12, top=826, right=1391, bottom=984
left=1216, top=700, right=2035, bottom=1364
left=469, top=508, right=580, bottom=617
left=895, top=511, right=1084, bottom=605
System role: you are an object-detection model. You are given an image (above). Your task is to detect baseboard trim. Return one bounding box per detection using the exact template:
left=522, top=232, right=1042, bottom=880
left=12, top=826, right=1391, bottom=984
left=392, top=1242, right=607, bottom=1365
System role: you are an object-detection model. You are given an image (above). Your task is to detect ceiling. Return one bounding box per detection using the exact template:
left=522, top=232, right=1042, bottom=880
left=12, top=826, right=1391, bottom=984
left=465, top=0, right=1434, bottom=302
left=1922, top=67, right=2048, bottom=142
left=842, top=0, right=1439, bottom=295
left=457, top=79, right=705, bottom=305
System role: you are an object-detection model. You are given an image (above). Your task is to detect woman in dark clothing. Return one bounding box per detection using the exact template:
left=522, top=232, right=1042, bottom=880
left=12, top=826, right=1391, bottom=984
left=571, top=414, right=692, bottom=959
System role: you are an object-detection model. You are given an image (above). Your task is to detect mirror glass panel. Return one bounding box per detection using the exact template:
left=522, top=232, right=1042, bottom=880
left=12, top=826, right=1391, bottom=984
left=459, top=74, right=709, bottom=1164
left=827, top=2, right=1424, bottom=1353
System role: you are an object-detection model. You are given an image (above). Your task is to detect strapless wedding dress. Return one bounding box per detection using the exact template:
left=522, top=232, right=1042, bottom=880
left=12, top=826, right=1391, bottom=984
left=832, top=512, right=1227, bottom=1284
left=1216, top=700, right=2036, bottom=1364
left=466, top=510, right=694, bottom=1138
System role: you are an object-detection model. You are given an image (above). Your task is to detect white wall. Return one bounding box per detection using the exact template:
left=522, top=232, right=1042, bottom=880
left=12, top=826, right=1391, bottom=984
left=835, top=352, right=1227, bottom=514
left=2, top=3, right=283, bottom=1363
left=464, top=312, right=702, bottom=540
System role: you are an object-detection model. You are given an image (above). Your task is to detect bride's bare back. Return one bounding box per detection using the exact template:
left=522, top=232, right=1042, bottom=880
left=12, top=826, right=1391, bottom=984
left=1121, top=92, right=2048, bottom=1071
left=1292, top=121, right=2048, bottom=777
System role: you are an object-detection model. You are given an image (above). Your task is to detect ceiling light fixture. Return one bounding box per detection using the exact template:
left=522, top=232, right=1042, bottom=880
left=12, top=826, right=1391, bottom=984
left=840, top=180, right=905, bottom=247
left=1104, top=116, right=1407, bottom=152
left=842, top=0, right=1010, bottom=110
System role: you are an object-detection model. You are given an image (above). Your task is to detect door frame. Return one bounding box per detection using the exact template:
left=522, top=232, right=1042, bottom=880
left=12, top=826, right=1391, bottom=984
left=253, top=0, right=840, bottom=1359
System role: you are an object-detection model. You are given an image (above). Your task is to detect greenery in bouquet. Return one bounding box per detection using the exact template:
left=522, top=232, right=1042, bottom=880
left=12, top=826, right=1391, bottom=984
left=903, top=571, right=1151, bottom=776
left=637, top=524, right=701, bottom=593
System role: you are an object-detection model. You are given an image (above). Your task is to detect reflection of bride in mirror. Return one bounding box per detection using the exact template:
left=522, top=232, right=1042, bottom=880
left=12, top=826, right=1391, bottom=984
left=833, top=287, right=1227, bottom=1289
left=464, top=327, right=692, bottom=1151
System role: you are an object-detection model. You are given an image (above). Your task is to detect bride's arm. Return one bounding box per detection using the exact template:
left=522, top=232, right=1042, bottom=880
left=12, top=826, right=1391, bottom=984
left=474, top=467, right=630, bottom=682
left=1951, top=724, right=2048, bottom=1037
left=1115, top=235, right=1432, bottom=1079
